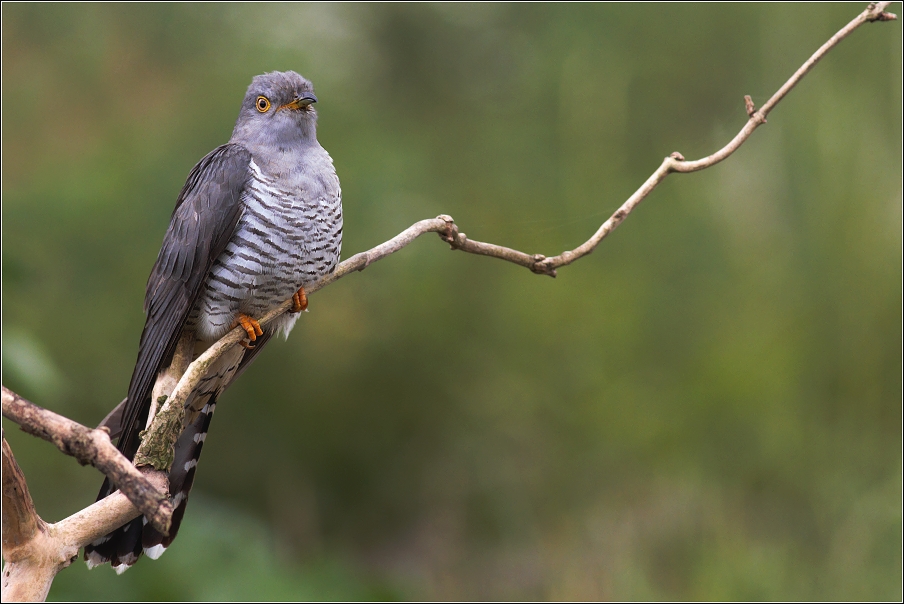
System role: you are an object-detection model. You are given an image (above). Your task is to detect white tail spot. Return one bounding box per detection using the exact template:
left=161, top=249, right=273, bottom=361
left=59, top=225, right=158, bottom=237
left=144, top=544, right=167, bottom=560
left=184, top=459, right=198, bottom=472
left=113, top=552, right=137, bottom=574
left=85, top=551, right=107, bottom=569
left=193, top=432, right=207, bottom=444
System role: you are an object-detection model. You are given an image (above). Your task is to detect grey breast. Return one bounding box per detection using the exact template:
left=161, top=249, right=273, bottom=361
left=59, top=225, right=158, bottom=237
left=193, top=146, right=342, bottom=343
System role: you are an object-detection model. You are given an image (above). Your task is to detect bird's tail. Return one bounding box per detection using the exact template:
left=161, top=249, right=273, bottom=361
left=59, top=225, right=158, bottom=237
left=84, top=397, right=217, bottom=573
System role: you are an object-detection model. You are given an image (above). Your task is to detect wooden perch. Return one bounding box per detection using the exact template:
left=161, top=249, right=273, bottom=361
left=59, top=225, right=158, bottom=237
left=0, top=3, right=896, bottom=601
left=1, top=429, right=169, bottom=601
left=2, top=387, right=173, bottom=534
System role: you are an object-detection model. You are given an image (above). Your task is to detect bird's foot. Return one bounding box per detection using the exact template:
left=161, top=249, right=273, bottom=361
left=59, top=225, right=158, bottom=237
left=291, top=286, right=308, bottom=313
left=231, top=313, right=263, bottom=349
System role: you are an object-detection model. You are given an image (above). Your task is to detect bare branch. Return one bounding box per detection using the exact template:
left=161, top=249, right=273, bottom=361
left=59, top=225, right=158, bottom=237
left=535, top=1, right=898, bottom=272
left=52, top=473, right=169, bottom=553
left=0, top=4, right=895, bottom=600
left=2, top=434, right=53, bottom=602
left=1, top=387, right=172, bottom=535
left=1, top=433, right=169, bottom=602
left=131, top=4, right=900, bottom=463
left=2, top=433, right=44, bottom=554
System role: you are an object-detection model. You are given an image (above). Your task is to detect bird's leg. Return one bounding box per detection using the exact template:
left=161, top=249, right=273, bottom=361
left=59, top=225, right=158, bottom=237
left=231, top=313, right=263, bottom=349
left=291, top=286, right=308, bottom=313
left=149, top=332, right=195, bottom=425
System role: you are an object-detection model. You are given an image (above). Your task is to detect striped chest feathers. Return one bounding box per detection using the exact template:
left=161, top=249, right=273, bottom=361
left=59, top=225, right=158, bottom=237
left=195, top=158, right=342, bottom=341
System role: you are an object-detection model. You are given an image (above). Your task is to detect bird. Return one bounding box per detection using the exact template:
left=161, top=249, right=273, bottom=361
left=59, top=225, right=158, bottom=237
left=84, top=71, right=342, bottom=573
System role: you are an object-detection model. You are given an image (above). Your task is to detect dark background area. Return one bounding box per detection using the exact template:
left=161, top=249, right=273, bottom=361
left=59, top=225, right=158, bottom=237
left=2, top=4, right=901, bottom=600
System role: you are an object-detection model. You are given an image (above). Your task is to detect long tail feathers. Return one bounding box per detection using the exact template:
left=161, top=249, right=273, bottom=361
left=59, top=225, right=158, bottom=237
left=84, top=397, right=217, bottom=572
left=141, top=398, right=216, bottom=559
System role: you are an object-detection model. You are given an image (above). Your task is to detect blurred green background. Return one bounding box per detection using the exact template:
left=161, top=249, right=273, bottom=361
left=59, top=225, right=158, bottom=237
left=2, top=3, right=901, bottom=601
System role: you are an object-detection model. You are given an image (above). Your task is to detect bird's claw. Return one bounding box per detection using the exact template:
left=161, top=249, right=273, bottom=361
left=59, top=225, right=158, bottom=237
left=232, top=313, right=263, bottom=348
left=291, top=286, right=308, bottom=313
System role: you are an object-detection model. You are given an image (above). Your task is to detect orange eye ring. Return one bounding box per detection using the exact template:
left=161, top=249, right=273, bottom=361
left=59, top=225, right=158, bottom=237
left=256, top=96, right=271, bottom=112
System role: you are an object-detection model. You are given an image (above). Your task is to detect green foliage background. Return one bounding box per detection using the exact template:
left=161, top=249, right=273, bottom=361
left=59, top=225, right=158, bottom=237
left=2, top=4, right=901, bottom=600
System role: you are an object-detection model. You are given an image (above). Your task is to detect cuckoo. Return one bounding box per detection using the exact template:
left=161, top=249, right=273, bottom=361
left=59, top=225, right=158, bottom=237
left=84, top=71, right=343, bottom=572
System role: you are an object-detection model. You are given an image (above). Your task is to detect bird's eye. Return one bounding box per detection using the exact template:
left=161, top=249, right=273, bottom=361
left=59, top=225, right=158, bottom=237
left=256, top=96, right=271, bottom=112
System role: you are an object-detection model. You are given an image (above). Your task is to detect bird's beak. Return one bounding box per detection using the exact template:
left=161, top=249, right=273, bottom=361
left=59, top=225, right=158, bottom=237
left=281, top=93, right=318, bottom=111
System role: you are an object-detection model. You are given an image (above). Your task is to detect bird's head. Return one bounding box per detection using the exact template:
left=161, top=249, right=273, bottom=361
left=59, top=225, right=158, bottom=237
left=231, top=71, right=320, bottom=147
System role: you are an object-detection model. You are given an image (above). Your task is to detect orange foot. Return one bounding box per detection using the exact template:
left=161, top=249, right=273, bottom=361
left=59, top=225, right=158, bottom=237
left=291, top=286, right=308, bottom=313
left=231, top=313, right=263, bottom=349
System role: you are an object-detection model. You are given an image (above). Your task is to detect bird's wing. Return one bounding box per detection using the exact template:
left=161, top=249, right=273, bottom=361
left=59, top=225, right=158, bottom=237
left=97, top=397, right=127, bottom=439
left=116, top=143, right=251, bottom=460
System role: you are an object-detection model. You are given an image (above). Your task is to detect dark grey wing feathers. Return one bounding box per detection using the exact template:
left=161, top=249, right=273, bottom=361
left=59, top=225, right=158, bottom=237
left=97, top=397, right=128, bottom=439
left=116, top=144, right=251, bottom=460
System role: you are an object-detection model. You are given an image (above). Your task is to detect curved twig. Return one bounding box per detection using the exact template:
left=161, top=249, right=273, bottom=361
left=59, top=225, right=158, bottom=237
left=140, top=4, right=898, bottom=434
left=531, top=1, right=897, bottom=274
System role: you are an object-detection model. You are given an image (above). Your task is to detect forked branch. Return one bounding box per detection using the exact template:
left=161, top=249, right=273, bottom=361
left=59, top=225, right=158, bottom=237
left=1, top=3, right=896, bottom=601
left=131, top=0, right=901, bottom=496
left=1, top=427, right=169, bottom=601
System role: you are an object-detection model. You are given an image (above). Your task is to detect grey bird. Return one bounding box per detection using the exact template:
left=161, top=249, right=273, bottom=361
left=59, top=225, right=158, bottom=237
left=84, top=71, right=342, bottom=572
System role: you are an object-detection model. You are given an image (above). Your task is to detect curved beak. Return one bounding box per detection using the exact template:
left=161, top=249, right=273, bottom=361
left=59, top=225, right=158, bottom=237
left=281, top=92, right=318, bottom=111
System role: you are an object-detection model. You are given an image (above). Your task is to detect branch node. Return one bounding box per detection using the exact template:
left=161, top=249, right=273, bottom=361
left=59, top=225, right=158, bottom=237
left=669, top=151, right=686, bottom=161
left=531, top=256, right=557, bottom=278
left=436, top=215, right=465, bottom=249
left=744, top=95, right=757, bottom=117
left=866, top=3, right=897, bottom=21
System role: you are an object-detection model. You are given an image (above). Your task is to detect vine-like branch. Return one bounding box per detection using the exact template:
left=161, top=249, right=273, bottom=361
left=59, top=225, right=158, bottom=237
left=0, top=3, right=896, bottom=601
